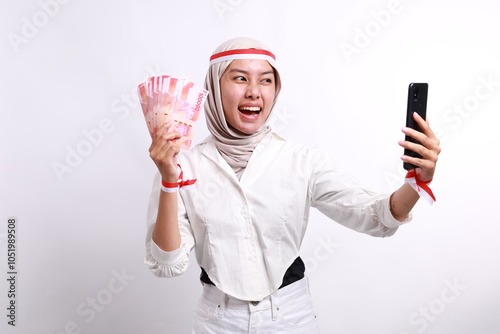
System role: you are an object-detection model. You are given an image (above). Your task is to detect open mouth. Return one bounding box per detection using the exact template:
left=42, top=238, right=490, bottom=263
left=238, top=106, right=262, bottom=116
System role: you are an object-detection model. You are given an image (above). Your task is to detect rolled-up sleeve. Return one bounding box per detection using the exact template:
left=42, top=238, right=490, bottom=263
left=144, top=172, right=195, bottom=277
left=309, top=148, right=411, bottom=237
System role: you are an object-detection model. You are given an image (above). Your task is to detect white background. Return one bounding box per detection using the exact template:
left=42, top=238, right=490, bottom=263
left=1, top=0, right=499, bottom=333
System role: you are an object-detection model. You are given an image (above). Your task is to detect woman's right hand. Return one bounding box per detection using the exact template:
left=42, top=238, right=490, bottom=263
left=149, top=122, right=182, bottom=183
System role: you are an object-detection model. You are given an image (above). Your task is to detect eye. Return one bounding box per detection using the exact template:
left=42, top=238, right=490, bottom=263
left=234, top=76, right=246, bottom=82
left=262, top=78, right=273, bottom=84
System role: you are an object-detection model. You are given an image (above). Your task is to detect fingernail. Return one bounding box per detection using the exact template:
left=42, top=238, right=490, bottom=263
left=402, top=127, right=409, bottom=133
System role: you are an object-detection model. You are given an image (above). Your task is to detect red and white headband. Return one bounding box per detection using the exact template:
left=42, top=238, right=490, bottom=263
left=209, top=48, right=276, bottom=66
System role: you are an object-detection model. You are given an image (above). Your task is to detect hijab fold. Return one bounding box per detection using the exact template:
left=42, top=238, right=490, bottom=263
left=204, top=37, right=281, bottom=179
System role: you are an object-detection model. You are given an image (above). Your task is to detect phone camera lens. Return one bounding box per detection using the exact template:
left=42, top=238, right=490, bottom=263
left=413, top=87, right=420, bottom=101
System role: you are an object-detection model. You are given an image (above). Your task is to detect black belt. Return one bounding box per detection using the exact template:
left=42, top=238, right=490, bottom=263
left=200, top=256, right=305, bottom=289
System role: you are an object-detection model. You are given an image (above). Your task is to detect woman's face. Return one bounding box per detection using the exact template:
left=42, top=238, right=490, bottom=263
left=220, top=59, right=276, bottom=135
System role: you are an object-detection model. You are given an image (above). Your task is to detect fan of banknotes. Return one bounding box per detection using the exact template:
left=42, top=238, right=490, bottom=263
left=138, top=75, right=208, bottom=150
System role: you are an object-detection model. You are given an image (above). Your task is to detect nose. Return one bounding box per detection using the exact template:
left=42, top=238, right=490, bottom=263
left=245, top=81, right=260, bottom=99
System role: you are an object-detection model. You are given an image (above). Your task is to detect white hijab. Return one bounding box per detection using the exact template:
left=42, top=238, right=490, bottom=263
left=204, top=37, right=282, bottom=179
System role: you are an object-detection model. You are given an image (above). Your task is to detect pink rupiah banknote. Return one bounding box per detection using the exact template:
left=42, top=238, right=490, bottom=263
left=138, top=76, right=208, bottom=150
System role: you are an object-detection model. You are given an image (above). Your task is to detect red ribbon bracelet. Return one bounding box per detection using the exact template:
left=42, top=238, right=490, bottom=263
left=161, top=164, right=197, bottom=193
left=404, top=169, right=436, bottom=204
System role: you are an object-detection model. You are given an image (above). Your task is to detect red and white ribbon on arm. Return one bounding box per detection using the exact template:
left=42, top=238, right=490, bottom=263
left=161, top=164, right=197, bottom=193
left=177, top=164, right=197, bottom=188
left=404, top=169, right=436, bottom=205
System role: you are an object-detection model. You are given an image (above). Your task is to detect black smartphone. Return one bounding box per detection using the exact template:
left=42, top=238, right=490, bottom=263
left=404, top=83, right=428, bottom=170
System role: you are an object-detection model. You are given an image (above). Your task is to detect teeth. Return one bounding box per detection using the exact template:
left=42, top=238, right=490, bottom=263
left=239, top=106, right=261, bottom=112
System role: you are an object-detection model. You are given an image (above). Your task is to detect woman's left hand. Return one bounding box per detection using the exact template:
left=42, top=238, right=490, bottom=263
left=399, top=112, right=441, bottom=182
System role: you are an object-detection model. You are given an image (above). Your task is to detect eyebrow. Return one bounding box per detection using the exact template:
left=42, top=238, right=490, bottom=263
left=228, top=68, right=275, bottom=76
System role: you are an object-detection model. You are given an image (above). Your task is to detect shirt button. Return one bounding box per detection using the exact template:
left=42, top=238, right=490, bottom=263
left=251, top=301, right=259, bottom=306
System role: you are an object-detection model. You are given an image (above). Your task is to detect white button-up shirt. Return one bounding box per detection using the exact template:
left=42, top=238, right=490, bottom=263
left=145, top=132, right=409, bottom=301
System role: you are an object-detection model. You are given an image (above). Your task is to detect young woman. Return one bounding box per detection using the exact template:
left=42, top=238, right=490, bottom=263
left=145, top=37, right=440, bottom=333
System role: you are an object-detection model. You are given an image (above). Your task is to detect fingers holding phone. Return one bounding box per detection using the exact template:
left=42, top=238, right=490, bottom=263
left=400, top=116, right=440, bottom=177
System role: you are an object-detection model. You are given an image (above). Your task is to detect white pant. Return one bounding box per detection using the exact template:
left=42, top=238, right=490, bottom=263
left=192, top=277, right=320, bottom=334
